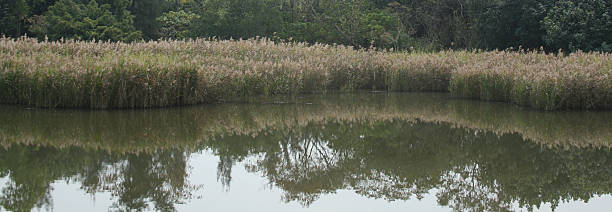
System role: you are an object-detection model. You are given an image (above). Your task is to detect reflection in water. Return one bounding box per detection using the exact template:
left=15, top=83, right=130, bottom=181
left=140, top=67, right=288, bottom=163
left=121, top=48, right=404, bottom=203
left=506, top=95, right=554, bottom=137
left=1, top=93, right=612, bottom=211
left=0, top=146, right=198, bottom=211
left=208, top=120, right=612, bottom=211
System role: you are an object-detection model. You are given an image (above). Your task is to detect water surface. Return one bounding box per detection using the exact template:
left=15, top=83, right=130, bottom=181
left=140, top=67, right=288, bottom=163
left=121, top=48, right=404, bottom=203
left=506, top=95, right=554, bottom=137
left=1, top=93, right=612, bottom=211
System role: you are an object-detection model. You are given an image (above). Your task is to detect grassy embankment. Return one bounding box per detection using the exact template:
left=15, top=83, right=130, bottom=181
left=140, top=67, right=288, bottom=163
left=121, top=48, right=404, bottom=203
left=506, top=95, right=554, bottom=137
left=1, top=37, right=611, bottom=110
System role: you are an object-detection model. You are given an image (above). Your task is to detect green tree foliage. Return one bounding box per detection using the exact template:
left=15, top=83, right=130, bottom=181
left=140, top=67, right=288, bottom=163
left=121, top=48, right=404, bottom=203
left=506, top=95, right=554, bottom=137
left=1, top=0, right=612, bottom=52
left=543, top=0, right=612, bottom=52
left=27, top=0, right=59, bottom=15
left=30, top=0, right=141, bottom=41
left=190, top=0, right=283, bottom=39
left=157, top=10, right=199, bottom=39
left=130, top=0, right=164, bottom=39
left=467, top=0, right=551, bottom=50
left=370, top=0, right=471, bottom=49
left=0, top=0, right=29, bottom=37
left=280, top=0, right=402, bottom=48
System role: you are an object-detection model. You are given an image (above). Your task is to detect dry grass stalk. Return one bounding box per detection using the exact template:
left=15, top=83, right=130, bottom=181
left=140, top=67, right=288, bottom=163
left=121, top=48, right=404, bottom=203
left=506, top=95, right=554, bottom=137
left=1, top=37, right=610, bottom=110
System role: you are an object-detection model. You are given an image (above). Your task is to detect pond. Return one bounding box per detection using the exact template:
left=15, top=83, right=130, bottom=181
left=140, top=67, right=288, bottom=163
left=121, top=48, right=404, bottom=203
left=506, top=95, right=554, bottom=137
left=1, top=92, right=612, bottom=212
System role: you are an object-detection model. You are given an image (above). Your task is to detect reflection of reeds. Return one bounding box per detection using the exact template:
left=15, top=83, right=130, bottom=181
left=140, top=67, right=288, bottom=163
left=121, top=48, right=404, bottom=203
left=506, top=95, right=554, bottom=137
left=1, top=93, right=611, bottom=153
left=5, top=37, right=609, bottom=110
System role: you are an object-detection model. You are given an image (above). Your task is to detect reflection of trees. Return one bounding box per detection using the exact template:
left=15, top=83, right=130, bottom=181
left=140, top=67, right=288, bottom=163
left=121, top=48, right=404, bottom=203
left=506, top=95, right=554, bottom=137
left=257, top=129, right=351, bottom=205
left=4, top=92, right=612, bottom=154
left=206, top=119, right=612, bottom=211
left=0, top=146, right=197, bottom=212
left=104, top=151, right=197, bottom=211
left=2, top=92, right=612, bottom=211
left=469, top=140, right=612, bottom=211
left=437, top=166, right=511, bottom=212
left=205, top=124, right=355, bottom=205
left=0, top=146, right=105, bottom=212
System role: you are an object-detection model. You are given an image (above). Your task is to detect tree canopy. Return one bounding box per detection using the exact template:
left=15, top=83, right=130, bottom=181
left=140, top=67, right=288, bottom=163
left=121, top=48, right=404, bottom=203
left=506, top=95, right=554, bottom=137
left=1, top=0, right=610, bottom=51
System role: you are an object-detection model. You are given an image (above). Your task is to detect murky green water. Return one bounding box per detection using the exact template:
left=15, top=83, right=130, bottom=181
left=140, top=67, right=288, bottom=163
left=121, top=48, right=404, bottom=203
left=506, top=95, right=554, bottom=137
left=1, top=92, right=612, bottom=212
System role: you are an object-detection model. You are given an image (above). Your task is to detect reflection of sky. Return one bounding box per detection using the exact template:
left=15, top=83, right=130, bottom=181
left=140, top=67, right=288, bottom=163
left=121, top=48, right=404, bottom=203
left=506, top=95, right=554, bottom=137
left=51, top=182, right=113, bottom=212
left=515, top=196, right=612, bottom=212
left=4, top=150, right=611, bottom=212
left=0, top=177, right=6, bottom=211
left=177, top=152, right=450, bottom=212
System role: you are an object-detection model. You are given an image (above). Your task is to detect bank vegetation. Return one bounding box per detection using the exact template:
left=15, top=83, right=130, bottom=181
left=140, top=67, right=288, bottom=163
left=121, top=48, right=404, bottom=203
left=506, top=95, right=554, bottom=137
left=1, top=37, right=611, bottom=110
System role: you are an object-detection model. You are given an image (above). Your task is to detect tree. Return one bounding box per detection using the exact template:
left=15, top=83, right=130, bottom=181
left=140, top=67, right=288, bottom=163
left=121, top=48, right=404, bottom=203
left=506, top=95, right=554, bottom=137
left=277, top=0, right=404, bottom=49
left=130, top=0, right=164, bottom=39
left=30, top=0, right=142, bottom=41
left=0, top=0, right=29, bottom=37
left=190, top=0, right=283, bottom=39
left=157, top=10, right=199, bottom=39
left=466, top=0, right=552, bottom=50
left=543, top=0, right=612, bottom=52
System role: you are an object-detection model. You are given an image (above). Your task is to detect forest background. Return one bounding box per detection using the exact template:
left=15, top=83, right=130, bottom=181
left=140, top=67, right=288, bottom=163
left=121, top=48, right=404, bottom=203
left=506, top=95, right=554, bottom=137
left=1, top=0, right=611, bottom=52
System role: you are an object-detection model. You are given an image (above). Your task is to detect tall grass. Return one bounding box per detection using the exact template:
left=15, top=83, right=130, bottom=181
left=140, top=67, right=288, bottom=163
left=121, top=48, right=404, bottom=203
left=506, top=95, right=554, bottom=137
left=1, top=37, right=611, bottom=109
left=450, top=50, right=612, bottom=110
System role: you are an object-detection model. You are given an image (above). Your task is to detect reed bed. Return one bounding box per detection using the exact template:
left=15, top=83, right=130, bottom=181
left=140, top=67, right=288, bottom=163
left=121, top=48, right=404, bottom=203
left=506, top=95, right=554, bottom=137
left=1, top=37, right=611, bottom=109
left=450, top=50, right=612, bottom=110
